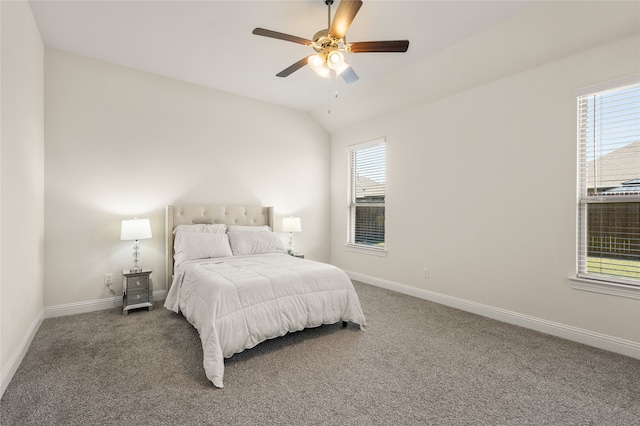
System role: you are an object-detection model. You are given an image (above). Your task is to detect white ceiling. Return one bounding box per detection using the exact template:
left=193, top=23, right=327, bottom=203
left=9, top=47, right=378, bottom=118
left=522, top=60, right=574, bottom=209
left=30, top=0, right=538, bottom=113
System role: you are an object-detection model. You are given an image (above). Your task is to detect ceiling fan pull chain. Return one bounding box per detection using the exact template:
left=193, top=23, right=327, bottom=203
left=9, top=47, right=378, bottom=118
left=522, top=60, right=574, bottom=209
left=328, top=72, right=335, bottom=114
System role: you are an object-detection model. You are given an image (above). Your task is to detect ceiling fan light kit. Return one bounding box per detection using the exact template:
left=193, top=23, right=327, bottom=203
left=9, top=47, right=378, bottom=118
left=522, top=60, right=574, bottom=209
left=308, top=54, right=331, bottom=78
left=327, top=51, right=345, bottom=69
left=252, top=0, right=409, bottom=84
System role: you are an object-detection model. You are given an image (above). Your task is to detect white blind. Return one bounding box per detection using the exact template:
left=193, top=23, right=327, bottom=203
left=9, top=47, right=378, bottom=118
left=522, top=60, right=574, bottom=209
left=348, top=140, right=386, bottom=249
left=577, top=80, right=640, bottom=285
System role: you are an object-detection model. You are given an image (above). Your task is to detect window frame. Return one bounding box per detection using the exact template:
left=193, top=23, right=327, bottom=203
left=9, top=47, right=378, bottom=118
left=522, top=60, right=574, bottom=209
left=572, top=74, right=640, bottom=298
left=346, top=138, right=387, bottom=256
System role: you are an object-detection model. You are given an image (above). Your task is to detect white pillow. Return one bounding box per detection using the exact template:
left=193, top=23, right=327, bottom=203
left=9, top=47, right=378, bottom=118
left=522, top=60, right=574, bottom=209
left=173, top=224, right=227, bottom=235
left=228, top=231, right=286, bottom=256
left=174, top=232, right=233, bottom=267
left=226, top=225, right=272, bottom=232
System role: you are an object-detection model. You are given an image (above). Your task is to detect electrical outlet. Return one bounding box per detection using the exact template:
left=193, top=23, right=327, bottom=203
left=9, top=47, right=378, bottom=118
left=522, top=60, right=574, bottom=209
left=423, top=268, right=429, bottom=279
left=104, top=273, right=113, bottom=286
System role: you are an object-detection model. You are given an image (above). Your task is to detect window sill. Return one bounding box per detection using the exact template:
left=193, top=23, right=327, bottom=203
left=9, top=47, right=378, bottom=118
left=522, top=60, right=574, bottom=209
left=569, top=276, right=640, bottom=300
left=345, top=243, right=387, bottom=257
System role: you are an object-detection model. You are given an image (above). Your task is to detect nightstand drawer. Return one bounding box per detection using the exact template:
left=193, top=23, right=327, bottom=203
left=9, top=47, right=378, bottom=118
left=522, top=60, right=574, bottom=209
left=126, top=276, right=149, bottom=291
left=126, top=289, right=149, bottom=304
left=122, top=269, right=152, bottom=315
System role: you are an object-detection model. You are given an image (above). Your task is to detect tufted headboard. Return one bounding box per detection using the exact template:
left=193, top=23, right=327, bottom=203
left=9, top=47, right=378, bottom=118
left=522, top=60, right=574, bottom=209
left=165, top=205, right=274, bottom=289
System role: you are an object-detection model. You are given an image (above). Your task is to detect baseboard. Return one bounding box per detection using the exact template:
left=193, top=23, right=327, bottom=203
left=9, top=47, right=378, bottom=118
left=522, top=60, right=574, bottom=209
left=44, top=290, right=167, bottom=319
left=347, top=271, right=640, bottom=360
left=0, top=310, right=44, bottom=399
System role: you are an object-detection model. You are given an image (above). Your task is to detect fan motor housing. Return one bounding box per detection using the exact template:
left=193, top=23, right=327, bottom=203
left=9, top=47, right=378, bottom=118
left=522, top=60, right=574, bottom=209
left=312, top=29, right=342, bottom=54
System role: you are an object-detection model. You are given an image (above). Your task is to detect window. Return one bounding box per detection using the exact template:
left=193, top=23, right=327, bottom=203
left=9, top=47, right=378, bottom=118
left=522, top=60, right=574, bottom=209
left=577, top=76, right=640, bottom=288
left=347, top=139, right=386, bottom=255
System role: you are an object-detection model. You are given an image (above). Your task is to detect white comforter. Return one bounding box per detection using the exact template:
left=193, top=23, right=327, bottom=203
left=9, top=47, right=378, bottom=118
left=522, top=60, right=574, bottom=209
left=164, top=253, right=366, bottom=388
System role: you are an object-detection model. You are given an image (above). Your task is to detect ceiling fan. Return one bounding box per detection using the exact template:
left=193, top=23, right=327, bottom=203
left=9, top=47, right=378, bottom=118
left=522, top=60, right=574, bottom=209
left=252, top=0, right=409, bottom=84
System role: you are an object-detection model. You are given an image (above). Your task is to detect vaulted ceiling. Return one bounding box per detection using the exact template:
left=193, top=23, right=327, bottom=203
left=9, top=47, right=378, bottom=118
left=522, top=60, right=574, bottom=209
left=29, top=1, right=639, bottom=132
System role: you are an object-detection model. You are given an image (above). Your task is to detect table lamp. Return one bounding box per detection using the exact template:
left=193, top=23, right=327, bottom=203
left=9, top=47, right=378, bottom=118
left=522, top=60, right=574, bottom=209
left=282, top=217, right=302, bottom=254
left=121, top=217, right=152, bottom=272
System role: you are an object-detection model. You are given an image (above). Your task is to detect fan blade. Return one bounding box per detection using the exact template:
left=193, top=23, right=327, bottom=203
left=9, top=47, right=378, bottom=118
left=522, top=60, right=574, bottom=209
left=329, top=0, right=363, bottom=39
left=276, top=56, right=311, bottom=78
left=349, top=40, right=410, bottom=53
left=252, top=28, right=312, bottom=46
left=340, top=66, right=359, bottom=84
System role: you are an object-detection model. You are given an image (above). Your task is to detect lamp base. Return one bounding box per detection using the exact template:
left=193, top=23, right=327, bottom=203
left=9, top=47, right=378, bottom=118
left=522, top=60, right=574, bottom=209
left=130, top=266, right=142, bottom=273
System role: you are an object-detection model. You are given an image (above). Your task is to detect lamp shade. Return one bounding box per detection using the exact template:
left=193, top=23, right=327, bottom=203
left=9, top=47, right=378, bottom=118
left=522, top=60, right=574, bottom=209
left=308, top=54, right=330, bottom=78
left=282, top=217, right=302, bottom=233
left=121, top=218, right=152, bottom=241
left=327, top=50, right=345, bottom=70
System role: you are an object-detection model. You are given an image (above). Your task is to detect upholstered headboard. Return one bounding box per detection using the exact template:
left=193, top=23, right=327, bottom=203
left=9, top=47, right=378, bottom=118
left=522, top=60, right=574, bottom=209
left=165, top=205, right=274, bottom=289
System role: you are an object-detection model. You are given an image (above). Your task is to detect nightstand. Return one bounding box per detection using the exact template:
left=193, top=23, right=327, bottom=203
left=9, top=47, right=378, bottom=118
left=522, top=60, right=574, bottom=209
left=122, top=269, right=153, bottom=315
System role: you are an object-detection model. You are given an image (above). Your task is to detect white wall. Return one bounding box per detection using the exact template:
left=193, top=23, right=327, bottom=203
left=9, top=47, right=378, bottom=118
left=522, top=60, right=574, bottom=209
left=44, top=49, right=330, bottom=308
left=331, top=32, right=640, bottom=346
left=1, top=0, right=45, bottom=394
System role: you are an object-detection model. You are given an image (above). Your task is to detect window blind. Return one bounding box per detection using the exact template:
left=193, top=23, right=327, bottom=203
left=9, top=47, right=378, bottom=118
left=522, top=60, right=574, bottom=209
left=577, top=80, right=640, bottom=285
left=348, top=140, right=386, bottom=250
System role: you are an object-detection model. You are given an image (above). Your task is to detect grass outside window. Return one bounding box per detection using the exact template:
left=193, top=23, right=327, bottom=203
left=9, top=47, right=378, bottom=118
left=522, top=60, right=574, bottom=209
left=587, top=257, right=640, bottom=280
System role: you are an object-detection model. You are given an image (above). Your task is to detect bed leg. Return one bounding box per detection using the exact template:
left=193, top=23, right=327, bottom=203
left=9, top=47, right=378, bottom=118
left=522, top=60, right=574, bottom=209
left=342, top=321, right=348, bottom=328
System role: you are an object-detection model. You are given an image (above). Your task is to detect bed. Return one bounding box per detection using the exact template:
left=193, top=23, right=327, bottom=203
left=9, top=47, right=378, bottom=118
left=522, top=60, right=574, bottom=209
left=163, top=205, right=366, bottom=388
